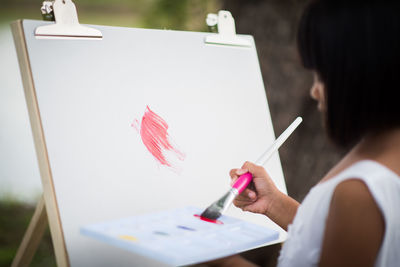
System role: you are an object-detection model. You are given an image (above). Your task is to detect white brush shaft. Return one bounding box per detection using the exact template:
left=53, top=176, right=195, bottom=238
left=256, top=117, right=302, bottom=166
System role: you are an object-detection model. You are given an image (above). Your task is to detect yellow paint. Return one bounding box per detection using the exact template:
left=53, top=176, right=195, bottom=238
left=119, top=235, right=138, bottom=242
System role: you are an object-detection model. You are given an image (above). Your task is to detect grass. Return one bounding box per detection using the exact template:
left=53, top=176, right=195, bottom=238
left=0, top=201, right=56, bottom=267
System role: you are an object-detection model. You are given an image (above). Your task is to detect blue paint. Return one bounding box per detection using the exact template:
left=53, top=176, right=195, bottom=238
left=153, top=231, right=169, bottom=236
left=177, top=225, right=196, bottom=231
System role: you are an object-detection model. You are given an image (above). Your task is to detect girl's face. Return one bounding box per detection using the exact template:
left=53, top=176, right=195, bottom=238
left=310, top=72, right=325, bottom=111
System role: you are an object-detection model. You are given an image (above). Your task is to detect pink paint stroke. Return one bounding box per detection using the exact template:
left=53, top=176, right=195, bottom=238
left=131, top=106, right=185, bottom=171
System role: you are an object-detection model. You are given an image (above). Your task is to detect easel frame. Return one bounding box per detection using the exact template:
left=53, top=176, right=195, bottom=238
left=11, top=20, right=70, bottom=267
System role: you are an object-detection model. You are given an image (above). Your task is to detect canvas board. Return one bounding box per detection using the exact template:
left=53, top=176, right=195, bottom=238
left=17, top=20, right=287, bottom=266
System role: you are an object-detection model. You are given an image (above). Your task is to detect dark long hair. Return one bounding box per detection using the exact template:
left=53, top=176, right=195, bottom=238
left=298, top=0, right=400, bottom=147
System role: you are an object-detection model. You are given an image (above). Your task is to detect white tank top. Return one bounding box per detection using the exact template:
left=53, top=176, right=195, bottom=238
left=278, top=160, right=400, bottom=267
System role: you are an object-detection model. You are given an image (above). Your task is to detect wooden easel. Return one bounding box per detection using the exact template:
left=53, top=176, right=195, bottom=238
left=10, top=18, right=71, bottom=267
left=10, top=1, right=102, bottom=265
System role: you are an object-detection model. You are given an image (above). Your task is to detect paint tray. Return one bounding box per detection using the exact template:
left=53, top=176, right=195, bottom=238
left=81, top=206, right=279, bottom=266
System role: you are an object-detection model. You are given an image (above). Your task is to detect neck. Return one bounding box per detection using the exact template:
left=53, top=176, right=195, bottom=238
left=352, top=128, right=400, bottom=175
left=321, top=128, right=400, bottom=182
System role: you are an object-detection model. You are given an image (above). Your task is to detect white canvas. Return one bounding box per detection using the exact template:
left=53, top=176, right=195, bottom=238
left=21, top=20, right=287, bottom=266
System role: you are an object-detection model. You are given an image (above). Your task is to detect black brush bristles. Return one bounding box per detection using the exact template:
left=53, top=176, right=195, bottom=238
left=200, top=204, right=222, bottom=220
left=200, top=189, right=236, bottom=220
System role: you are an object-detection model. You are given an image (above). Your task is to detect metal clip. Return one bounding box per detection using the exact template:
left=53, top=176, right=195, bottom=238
left=205, top=10, right=250, bottom=47
left=35, top=0, right=102, bottom=40
left=40, top=1, right=55, bottom=21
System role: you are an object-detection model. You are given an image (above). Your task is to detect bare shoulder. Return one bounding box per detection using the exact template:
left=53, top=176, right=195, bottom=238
left=333, top=179, right=378, bottom=207
left=319, top=178, right=385, bottom=267
left=329, top=178, right=385, bottom=233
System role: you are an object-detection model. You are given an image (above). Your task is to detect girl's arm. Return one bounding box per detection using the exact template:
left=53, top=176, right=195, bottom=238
left=264, top=190, right=300, bottom=231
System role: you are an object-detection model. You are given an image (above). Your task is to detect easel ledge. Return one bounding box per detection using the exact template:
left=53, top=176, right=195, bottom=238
left=11, top=20, right=70, bottom=267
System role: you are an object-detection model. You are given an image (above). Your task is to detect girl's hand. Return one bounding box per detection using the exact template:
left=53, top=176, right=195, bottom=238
left=230, top=161, right=279, bottom=216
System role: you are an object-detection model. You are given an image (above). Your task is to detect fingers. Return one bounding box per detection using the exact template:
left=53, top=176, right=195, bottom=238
left=233, top=188, right=257, bottom=208
left=229, top=169, right=238, bottom=179
left=236, top=168, right=248, bottom=175
left=241, top=161, right=269, bottom=179
left=235, top=188, right=256, bottom=201
left=229, top=168, right=249, bottom=187
left=231, top=162, right=268, bottom=181
left=233, top=197, right=254, bottom=209
left=229, top=169, right=238, bottom=185
left=229, top=168, right=248, bottom=178
left=242, top=188, right=256, bottom=200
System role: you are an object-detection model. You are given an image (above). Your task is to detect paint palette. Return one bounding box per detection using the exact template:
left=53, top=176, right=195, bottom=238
left=81, top=206, right=279, bottom=266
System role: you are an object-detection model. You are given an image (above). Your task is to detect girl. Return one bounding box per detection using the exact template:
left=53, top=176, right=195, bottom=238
left=228, top=1, right=400, bottom=266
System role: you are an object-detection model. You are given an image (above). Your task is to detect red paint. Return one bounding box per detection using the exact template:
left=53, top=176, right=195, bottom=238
left=132, top=106, right=185, bottom=171
left=194, top=214, right=223, bottom=225
left=130, top=119, right=140, bottom=132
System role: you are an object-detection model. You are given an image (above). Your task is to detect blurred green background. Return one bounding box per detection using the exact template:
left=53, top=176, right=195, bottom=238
left=0, top=0, right=221, bottom=31
left=0, top=0, right=343, bottom=266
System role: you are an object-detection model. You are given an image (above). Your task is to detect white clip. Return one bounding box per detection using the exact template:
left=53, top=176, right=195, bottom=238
left=205, top=10, right=250, bottom=47
left=35, top=0, right=102, bottom=40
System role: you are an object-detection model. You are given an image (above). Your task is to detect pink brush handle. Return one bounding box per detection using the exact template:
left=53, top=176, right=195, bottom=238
left=232, top=172, right=253, bottom=194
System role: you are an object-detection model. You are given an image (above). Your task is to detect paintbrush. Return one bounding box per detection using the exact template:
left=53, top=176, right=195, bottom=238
left=200, top=117, right=303, bottom=221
